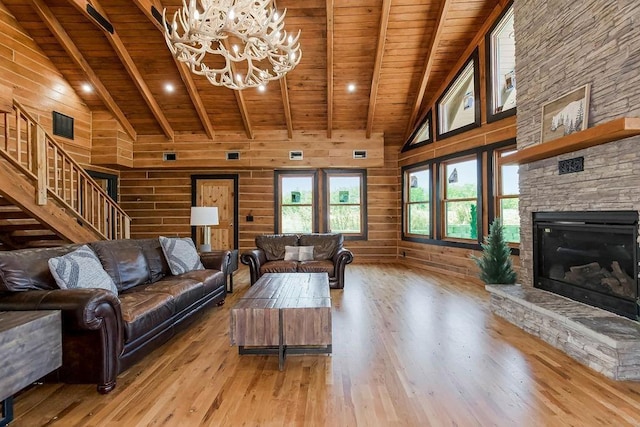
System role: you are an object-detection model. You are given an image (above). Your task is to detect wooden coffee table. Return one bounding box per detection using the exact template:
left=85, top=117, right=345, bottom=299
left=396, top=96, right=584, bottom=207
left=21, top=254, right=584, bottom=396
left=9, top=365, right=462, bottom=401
left=230, top=273, right=331, bottom=369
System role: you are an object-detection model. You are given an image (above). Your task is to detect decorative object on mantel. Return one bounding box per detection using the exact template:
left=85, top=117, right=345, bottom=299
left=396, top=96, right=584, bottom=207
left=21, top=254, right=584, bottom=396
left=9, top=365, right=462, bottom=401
left=471, top=218, right=517, bottom=284
left=502, top=117, right=640, bottom=165
left=163, top=0, right=301, bottom=90
left=541, top=83, right=590, bottom=143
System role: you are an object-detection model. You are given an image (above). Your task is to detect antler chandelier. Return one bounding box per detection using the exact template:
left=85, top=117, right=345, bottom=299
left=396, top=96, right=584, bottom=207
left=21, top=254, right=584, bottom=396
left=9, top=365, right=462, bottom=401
left=163, top=0, right=302, bottom=90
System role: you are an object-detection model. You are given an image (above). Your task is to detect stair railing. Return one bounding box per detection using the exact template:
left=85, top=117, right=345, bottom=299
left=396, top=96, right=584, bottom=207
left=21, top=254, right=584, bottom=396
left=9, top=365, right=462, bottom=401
left=0, top=100, right=130, bottom=240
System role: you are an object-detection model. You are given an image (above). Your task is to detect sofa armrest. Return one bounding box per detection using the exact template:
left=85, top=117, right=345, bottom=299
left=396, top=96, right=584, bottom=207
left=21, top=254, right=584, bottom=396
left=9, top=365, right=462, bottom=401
left=240, top=249, right=267, bottom=285
left=0, top=288, right=122, bottom=332
left=333, top=247, right=354, bottom=266
left=331, top=248, right=354, bottom=289
left=0, top=288, right=123, bottom=393
left=200, top=250, right=231, bottom=274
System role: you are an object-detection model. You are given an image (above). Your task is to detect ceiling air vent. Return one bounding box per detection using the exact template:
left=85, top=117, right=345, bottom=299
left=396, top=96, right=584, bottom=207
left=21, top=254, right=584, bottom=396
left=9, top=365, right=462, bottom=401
left=163, top=152, right=177, bottom=161
left=87, top=4, right=114, bottom=34
left=226, top=151, right=240, bottom=160
left=353, top=150, right=367, bottom=159
left=289, top=151, right=303, bottom=160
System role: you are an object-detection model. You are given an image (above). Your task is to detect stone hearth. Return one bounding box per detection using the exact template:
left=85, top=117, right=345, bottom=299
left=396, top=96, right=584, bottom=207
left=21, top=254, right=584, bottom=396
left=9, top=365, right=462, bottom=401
left=486, top=284, right=640, bottom=380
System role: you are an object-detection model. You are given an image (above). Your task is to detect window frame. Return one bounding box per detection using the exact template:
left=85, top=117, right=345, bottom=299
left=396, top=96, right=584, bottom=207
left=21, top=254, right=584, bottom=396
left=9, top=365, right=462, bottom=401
left=489, top=140, right=520, bottom=248
left=485, top=1, right=516, bottom=123
left=402, top=110, right=433, bottom=152
left=401, top=141, right=519, bottom=253
left=440, top=154, right=481, bottom=242
left=436, top=49, right=481, bottom=140
left=274, top=170, right=319, bottom=234
left=322, top=169, right=368, bottom=241
left=402, top=163, right=433, bottom=240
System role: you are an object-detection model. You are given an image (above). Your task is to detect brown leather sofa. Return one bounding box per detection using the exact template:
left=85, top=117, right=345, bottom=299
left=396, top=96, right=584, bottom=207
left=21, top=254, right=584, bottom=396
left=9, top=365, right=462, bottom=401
left=240, top=233, right=353, bottom=289
left=0, top=238, right=229, bottom=394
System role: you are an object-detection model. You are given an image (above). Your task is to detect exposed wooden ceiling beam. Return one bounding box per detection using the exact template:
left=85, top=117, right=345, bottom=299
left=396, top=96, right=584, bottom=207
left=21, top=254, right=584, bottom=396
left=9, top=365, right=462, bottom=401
left=403, top=0, right=452, bottom=142
left=131, top=0, right=215, bottom=140
left=280, top=76, right=293, bottom=139
left=28, top=0, right=137, bottom=140
left=233, top=89, right=254, bottom=139
left=366, top=0, right=392, bottom=139
left=216, top=39, right=254, bottom=139
left=326, top=0, right=334, bottom=139
left=65, top=0, right=174, bottom=141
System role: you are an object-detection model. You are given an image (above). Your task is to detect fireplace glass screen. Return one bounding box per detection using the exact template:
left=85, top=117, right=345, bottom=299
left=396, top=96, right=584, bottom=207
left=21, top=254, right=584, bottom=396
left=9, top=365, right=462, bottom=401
left=534, top=211, right=638, bottom=319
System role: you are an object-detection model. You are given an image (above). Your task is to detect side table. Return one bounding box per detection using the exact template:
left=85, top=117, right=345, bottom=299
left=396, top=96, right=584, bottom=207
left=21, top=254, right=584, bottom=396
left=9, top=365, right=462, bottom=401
left=0, top=311, right=62, bottom=427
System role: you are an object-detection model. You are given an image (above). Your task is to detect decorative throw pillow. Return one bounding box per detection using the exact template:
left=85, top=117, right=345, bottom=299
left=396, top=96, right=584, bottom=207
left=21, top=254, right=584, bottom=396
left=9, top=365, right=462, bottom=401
left=284, top=245, right=299, bottom=261
left=48, top=245, right=118, bottom=294
left=159, top=236, right=204, bottom=275
left=298, top=246, right=314, bottom=261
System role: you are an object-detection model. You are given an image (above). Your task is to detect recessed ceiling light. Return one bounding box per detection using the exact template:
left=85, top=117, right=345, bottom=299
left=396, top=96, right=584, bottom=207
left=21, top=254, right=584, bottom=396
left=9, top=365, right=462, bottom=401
left=81, top=83, right=93, bottom=93
left=258, top=84, right=266, bottom=92
left=164, top=83, right=175, bottom=93
left=347, top=83, right=356, bottom=93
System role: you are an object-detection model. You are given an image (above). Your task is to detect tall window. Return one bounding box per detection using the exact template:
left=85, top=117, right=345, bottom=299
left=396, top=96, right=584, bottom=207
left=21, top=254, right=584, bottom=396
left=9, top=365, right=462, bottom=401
left=404, top=167, right=431, bottom=236
left=442, top=157, right=478, bottom=240
left=325, top=170, right=367, bottom=239
left=486, top=3, right=516, bottom=122
left=495, top=147, right=520, bottom=243
left=277, top=171, right=316, bottom=233
left=437, top=50, right=480, bottom=139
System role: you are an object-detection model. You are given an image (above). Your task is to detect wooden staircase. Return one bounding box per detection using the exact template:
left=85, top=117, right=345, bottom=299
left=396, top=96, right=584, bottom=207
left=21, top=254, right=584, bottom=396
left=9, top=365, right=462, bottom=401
left=0, top=100, right=130, bottom=250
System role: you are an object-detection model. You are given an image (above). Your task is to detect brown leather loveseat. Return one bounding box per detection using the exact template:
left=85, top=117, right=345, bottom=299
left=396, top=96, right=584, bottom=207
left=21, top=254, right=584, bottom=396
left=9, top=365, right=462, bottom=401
left=240, top=233, right=353, bottom=289
left=0, top=238, right=229, bottom=394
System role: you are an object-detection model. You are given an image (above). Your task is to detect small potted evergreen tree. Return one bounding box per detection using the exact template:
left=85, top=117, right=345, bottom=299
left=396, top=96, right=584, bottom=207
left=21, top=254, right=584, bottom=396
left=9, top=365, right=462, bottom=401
left=471, top=218, right=517, bottom=284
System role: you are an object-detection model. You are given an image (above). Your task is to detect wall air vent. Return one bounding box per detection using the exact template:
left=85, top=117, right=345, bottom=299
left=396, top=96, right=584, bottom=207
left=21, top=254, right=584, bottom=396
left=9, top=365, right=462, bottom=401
left=289, top=151, right=303, bottom=160
left=163, top=152, right=177, bottom=161
left=52, top=111, right=74, bottom=140
left=226, top=151, right=240, bottom=160
left=87, top=4, right=114, bottom=34
left=353, top=150, right=367, bottom=159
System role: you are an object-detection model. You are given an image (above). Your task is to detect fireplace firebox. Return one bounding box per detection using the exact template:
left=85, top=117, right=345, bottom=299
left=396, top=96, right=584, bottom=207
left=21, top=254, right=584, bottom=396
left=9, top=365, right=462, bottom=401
left=533, top=211, right=638, bottom=320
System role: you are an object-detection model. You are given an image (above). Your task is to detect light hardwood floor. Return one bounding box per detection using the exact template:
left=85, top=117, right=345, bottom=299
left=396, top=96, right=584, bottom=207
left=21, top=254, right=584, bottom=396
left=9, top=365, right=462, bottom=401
left=11, top=264, right=640, bottom=426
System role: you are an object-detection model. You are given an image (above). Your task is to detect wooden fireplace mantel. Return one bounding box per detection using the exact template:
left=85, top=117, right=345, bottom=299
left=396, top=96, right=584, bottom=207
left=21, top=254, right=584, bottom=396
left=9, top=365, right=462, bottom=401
left=502, top=117, right=640, bottom=165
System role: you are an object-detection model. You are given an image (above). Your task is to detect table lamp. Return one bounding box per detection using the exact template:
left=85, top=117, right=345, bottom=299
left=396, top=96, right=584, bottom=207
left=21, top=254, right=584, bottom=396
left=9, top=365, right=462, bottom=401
left=190, top=206, right=219, bottom=252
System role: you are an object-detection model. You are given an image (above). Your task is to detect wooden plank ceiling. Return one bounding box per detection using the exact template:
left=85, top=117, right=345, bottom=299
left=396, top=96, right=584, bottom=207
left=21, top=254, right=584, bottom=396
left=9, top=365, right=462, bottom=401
left=2, top=0, right=499, bottom=147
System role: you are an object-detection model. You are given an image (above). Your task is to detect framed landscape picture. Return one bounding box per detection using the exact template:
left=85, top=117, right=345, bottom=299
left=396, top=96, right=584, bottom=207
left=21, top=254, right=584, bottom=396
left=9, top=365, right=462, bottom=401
left=540, top=84, right=590, bottom=143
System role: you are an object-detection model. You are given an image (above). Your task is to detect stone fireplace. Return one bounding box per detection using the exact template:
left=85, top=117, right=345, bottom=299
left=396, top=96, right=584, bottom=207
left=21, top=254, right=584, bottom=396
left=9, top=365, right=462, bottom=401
left=483, top=0, right=640, bottom=380
left=533, top=211, right=638, bottom=319
left=515, top=0, right=640, bottom=302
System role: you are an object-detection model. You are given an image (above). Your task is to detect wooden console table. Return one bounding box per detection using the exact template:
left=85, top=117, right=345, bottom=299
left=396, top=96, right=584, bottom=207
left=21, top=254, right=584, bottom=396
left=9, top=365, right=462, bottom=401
left=0, top=311, right=62, bottom=426
left=230, top=273, right=331, bottom=369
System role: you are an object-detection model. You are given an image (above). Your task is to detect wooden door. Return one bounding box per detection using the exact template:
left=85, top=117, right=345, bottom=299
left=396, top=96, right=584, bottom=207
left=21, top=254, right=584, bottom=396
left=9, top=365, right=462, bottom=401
left=194, top=177, right=236, bottom=250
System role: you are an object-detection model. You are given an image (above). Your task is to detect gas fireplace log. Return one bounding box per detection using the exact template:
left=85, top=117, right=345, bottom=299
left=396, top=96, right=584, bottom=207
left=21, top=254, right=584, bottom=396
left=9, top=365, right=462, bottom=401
left=564, top=262, right=604, bottom=285
left=611, top=261, right=635, bottom=298
left=569, top=262, right=602, bottom=275
left=601, top=277, right=623, bottom=294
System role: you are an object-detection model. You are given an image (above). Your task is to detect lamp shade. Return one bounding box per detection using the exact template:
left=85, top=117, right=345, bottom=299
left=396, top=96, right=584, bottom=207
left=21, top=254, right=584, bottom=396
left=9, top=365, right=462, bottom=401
left=190, top=206, right=219, bottom=226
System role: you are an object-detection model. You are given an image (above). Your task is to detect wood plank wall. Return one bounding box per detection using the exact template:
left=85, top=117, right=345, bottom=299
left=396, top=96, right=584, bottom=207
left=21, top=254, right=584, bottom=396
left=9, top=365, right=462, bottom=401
left=132, top=130, right=384, bottom=169
left=0, top=3, right=92, bottom=165
left=119, top=145, right=399, bottom=263
left=91, top=110, right=133, bottom=168
left=397, top=3, right=518, bottom=283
